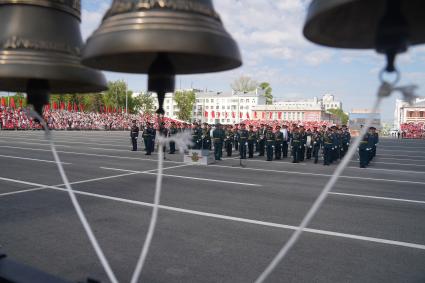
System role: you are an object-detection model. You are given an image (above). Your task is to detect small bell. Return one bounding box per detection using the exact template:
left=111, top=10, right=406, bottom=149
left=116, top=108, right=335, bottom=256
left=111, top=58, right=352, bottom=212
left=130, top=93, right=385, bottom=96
left=0, top=0, right=107, bottom=115
left=303, top=0, right=425, bottom=72
left=82, top=0, right=242, bottom=114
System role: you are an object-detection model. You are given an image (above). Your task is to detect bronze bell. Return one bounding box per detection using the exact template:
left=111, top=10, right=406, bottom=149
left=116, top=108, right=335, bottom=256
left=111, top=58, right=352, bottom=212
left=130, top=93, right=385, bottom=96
left=303, top=0, right=425, bottom=72
left=0, top=0, right=107, bottom=114
left=82, top=0, right=242, bottom=114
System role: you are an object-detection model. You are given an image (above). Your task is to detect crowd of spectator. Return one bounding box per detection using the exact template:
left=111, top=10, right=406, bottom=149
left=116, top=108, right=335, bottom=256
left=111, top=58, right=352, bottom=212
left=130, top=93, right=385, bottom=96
left=0, top=107, right=183, bottom=130
left=400, top=123, right=425, bottom=139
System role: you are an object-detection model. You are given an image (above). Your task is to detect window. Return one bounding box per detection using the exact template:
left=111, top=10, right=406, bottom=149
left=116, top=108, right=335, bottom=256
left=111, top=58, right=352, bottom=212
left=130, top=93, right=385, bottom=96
left=222, top=105, right=225, bottom=109
left=206, top=99, right=209, bottom=103
left=206, top=106, right=209, bottom=110
left=216, top=106, right=219, bottom=109
left=227, top=106, right=230, bottom=109
left=240, top=106, right=244, bottom=110
left=211, top=99, right=214, bottom=103
left=420, top=111, right=424, bottom=117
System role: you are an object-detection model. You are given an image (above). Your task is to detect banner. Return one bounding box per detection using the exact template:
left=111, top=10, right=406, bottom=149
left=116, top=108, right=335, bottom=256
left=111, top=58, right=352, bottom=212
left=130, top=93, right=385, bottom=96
left=204, top=111, right=208, bottom=118
left=212, top=111, right=215, bottom=118
left=183, top=150, right=209, bottom=165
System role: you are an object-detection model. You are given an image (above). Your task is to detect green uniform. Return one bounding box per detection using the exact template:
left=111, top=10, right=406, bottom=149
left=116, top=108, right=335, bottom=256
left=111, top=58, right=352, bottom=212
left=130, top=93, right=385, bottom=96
left=213, top=128, right=225, bottom=160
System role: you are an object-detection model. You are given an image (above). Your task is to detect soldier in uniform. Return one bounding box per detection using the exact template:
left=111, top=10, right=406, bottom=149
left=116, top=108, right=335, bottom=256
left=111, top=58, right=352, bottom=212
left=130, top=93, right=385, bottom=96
left=370, top=127, right=379, bottom=161
left=202, top=122, right=212, bottom=150
left=207, top=124, right=213, bottom=150
left=159, top=122, right=168, bottom=155
left=291, top=126, right=301, bottom=163
left=224, top=125, right=234, bottom=157
left=265, top=126, right=275, bottom=161
left=341, top=125, right=351, bottom=159
left=274, top=125, right=284, bottom=160
left=234, top=124, right=240, bottom=151
left=247, top=125, right=256, bottom=158
left=192, top=122, right=202, bottom=149
left=169, top=121, right=178, bottom=154
left=312, top=126, right=322, bottom=164
left=212, top=123, right=225, bottom=160
left=142, top=122, right=155, bottom=155
left=305, top=128, right=313, bottom=159
left=257, top=124, right=266, bottom=156
left=281, top=124, right=290, bottom=158
left=359, top=126, right=371, bottom=168
left=299, top=125, right=307, bottom=162
left=323, top=127, right=333, bottom=166
left=238, top=123, right=249, bottom=159
left=130, top=120, right=139, bottom=151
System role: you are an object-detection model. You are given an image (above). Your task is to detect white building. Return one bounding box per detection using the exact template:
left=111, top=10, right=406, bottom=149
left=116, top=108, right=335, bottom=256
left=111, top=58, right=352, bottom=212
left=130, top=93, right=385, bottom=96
left=274, top=94, right=342, bottom=113
left=137, top=89, right=266, bottom=124
left=394, top=97, right=425, bottom=129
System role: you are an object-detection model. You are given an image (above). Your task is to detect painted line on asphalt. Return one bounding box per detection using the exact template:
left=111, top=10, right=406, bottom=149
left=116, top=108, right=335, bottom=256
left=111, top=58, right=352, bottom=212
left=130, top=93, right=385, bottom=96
left=0, top=164, right=190, bottom=198
left=347, top=166, right=425, bottom=174
left=0, top=140, right=71, bottom=148
left=100, top=166, right=262, bottom=187
left=0, top=154, right=71, bottom=165
left=208, top=164, right=425, bottom=186
left=0, top=136, right=126, bottom=148
left=1, top=177, right=423, bottom=251
left=349, top=160, right=425, bottom=167
left=0, top=145, right=183, bottom=164
left=329, top=192, right=425, bottom=205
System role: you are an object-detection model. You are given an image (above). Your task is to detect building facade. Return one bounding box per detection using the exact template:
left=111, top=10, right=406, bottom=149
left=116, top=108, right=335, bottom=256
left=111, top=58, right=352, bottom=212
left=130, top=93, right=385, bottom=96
left=394, top=97, right=425, bottom=129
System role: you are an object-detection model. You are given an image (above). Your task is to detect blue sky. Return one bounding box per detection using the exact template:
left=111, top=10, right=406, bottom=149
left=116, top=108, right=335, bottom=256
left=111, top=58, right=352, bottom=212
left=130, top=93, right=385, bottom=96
left=81, top=0, right=425, bottom=122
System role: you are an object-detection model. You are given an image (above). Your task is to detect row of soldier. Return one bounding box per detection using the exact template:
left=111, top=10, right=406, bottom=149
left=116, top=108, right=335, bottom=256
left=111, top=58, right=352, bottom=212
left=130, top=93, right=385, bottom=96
left=130, top=121, right=369, bottom=166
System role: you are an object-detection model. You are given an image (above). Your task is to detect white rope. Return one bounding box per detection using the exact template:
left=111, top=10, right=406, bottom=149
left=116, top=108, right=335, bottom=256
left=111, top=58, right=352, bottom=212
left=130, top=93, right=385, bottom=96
left=255, top=96, right=384, bottom=283
left=29, top=109, right=119, bottom=283
left=130, top=130, right=192, bottom=283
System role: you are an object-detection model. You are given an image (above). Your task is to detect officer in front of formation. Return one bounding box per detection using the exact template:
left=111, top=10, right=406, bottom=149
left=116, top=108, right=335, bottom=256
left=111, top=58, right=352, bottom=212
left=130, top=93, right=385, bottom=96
left=291, top=126, right=301, bottom=163
left=311, top=126, right=322, bottom=164
left=265, top=125, right=275, bottom=161
left=281, top=124, right=290, bottom=158
left=257, top=124, right=266, bottom=156
left=212, top=123, right=225, bottom=161
left=341, top=125, right=351, bottom=158
left=359, top=126, right=370, bottom=168
left=238, top=123, right=249, bottom=159
left=323, top=127, right=333, bottom=165
left=305, top=128, right=313, bottom=160
left=130, top=120, right=139, bottom=151
left=142, top=122, right=155, bottom=155
left=169, top=121, right=178, bottom=154
left=299, top=125, right=307, bottom=162
left=274, top=125, right=284, bottom=160
left=369, top=126, right=379, bottom=162
left=247, top=125, right=256, bottom=158
left=192, top=122, right=202, bottom=149
left=202, top=122, right=211, bottom=150
left=224, top=125, right=234, bottom=157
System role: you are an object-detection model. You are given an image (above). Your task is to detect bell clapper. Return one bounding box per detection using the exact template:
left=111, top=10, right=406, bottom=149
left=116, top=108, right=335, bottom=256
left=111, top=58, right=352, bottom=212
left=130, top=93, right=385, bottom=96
left=26, top=79, right=50, bottom=122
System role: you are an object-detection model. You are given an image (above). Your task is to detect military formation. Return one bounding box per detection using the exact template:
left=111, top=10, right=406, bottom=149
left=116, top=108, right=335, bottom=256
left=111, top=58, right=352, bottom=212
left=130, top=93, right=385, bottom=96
left=130, top=120, right=380, bottom=168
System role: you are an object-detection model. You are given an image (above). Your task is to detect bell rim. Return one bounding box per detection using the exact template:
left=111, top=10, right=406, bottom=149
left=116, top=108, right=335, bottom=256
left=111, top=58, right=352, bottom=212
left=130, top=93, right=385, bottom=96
left=0, top=0, right=81, bottom=19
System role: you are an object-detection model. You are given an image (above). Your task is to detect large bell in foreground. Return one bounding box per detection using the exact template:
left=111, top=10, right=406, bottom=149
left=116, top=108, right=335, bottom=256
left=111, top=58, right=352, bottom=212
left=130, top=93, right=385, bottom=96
left=303, top=0, right=425, bottom=51
left=0, top=0, right=107, bottom=113
left=82, top=0, right=242, bottom=74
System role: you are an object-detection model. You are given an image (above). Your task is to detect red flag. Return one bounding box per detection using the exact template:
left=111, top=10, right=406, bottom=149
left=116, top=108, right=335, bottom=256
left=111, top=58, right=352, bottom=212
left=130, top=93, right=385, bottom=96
left=108, top=106, right=112, bottom=113
left=80, top=103, right=84, bottom=112
left=19, top=98, right=23, bottom=108
left=204, top=111, right=208, bottom=118
left=10, top=97, right=16, bottom=109
left=239, top=112, right=242, bottom=118
left=73, top=103, right=78, bottom=112
left=212, top=111, right=215, bottom=118
left=1, top=97, right=6, bottom=107
left=53, top=101, right=58, bottom=110
left=225, top=112, right=228, bottom=118
left=60, top=101, right=65, bottom=110
left=278, top=112, right=282, bottom=119
left=232, top=112, right=235, bottom=118
left=67, top=101, right=72, bottom=111
left=262, top=112, right=265, bottom=119
left=269, top=112, right=273, bottom=119
left=217, top=112, right=221, bottom=118
left=246, top=112, right=250, bottom=119
left=47, top=103, right=51, bottom=110
left=254, top=111, right=257, bottom=119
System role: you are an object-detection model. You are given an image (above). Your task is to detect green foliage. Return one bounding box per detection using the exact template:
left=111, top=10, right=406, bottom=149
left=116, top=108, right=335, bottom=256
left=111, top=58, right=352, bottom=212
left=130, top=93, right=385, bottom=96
left=134, top=92, right=156, bottom=115
left=104, top=80, right=134, bottom=112
left=174, top=90, right=196, bottom=121
left=231, top=76, right=258, bottom=92
left=328, top=108, right=349, bottom=125
left=259, top=82, right=273, bottom=105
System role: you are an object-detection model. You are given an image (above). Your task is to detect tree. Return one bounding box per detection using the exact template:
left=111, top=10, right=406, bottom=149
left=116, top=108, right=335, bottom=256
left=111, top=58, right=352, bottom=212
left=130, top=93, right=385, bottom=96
left=231, top=76, right=258, bottom=92
left=174, top=90, right=196, bottom=121
left=328, top=108, right=349, bottom=125
left=259, top=82, right=273, bottom=105
left=104, top=80, right=135, bottom=112
left=135, top=92, right=155, bottom=115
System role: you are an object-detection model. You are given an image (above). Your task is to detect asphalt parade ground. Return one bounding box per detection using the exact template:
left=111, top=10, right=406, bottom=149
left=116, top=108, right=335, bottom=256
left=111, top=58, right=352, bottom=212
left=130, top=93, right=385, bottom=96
left=0, top=131, right=424, bottom=283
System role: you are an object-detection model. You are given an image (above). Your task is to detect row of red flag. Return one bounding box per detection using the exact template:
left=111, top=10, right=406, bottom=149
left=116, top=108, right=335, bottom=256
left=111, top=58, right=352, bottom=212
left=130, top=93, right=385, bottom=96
left=1, top=97, right=125, bottom=113
left=204, top=111, right=279, bottom=120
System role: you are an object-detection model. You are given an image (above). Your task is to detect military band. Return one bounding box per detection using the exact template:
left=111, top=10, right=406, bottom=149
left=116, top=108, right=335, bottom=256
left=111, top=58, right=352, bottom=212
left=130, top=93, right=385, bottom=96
left=130, top=121, right=384, bottom=169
